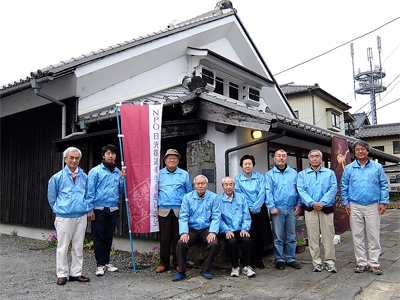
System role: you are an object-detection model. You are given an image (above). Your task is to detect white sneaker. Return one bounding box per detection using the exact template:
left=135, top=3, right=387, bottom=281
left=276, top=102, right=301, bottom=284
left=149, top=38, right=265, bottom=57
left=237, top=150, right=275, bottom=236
left=230, top=267, right=240, bottom=277
left=105, top=264, right=118, bottom=272
left=96, top=266, right=105, bottom=276
left=325, top=263, right=337, bottom=273
left=242, top=266, right=256, bottom=277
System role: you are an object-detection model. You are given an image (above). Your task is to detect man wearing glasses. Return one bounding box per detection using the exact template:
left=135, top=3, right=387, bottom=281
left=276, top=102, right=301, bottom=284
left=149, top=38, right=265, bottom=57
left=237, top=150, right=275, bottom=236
left=340, top=141, right=389, bottom=275
left=156, top=149, right=192, bottom=273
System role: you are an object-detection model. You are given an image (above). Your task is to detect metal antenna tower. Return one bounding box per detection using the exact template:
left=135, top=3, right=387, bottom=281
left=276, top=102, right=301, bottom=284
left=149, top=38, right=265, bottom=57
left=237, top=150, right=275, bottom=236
left=350, top=36, right=386, bottom=125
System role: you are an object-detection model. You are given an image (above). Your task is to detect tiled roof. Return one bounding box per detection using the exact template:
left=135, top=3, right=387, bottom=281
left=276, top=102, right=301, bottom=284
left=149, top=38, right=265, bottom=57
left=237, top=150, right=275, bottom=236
left=280, top=84, right=320, bottom=94
left=80, top=85, right=193, bottom=123
left=0, top=1, right=236, bottom=96
left=77, top=84, right=400, bottom=163
left=280, top=83, right=351, bottom=110
left=352, top=112, right=371, bottom=129
left=355, top=123, right=400, bottom=138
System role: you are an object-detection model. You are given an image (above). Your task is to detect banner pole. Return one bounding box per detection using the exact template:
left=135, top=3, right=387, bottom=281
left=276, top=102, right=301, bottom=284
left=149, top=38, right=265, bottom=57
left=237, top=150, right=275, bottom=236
left=116, top=103, right=136, bottom=273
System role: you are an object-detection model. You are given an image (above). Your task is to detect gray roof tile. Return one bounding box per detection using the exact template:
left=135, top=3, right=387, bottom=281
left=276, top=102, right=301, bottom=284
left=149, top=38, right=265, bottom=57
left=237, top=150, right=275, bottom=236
left=1, top=1, right=235, bottom=93
left=355, top=123, right=400, bottom=138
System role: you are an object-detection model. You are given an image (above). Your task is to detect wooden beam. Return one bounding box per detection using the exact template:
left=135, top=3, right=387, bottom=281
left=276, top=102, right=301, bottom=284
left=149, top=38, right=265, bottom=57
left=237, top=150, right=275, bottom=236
left=196, top=100, right=271, bottom=131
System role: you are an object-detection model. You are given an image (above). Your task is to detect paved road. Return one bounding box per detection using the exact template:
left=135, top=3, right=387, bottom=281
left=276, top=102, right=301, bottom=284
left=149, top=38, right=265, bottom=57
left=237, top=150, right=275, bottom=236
left=1, top=209, right=399, bottom=300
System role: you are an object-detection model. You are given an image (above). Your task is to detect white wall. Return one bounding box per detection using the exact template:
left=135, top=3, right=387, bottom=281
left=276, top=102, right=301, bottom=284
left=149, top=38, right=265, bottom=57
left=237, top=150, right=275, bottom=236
left=0, top=223, right=157, bottom=253
left=201, top=123, right=270, bottom=195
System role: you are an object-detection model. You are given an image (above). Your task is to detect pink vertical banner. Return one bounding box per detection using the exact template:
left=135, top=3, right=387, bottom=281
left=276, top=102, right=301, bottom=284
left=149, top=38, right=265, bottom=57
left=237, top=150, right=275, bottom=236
left=330, top=136, right=351, bottom=235
left=120, top=104, right=162, bottom=233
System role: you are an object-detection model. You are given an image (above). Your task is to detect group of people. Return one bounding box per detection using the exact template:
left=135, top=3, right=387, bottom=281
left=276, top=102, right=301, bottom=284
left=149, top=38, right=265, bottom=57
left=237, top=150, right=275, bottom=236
left=48, top=145, right=125, bottom=285
left=48, top=140, right=388, bottom=285
left=158, top=142, right=388, bottom=282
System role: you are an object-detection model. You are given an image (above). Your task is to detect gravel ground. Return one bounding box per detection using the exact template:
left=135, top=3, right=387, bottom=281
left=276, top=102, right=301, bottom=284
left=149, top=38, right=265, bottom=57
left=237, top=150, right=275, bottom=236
left=0, top=233, right=270, bottom=299
left=0, top=234, right=164, bottom=299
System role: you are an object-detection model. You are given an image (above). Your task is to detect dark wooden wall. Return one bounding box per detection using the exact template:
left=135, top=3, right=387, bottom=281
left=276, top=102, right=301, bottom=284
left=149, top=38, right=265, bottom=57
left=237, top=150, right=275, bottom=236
left=1, top=101, right=200, bottom=241
left=1, top=101, right=64, bottom=227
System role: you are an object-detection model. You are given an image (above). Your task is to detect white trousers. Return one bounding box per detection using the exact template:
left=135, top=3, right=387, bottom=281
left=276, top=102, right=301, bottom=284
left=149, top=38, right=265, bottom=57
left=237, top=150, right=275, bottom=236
left=55, top=215, right=87, bottom=278
left=349, top=202, right=381, bottom=268
left=305, top=210, right=336, bottom=266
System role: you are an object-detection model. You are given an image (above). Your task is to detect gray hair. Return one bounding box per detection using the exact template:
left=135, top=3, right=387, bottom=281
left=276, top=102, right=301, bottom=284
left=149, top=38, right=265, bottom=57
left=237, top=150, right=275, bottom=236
left=353, top=140, right=370, bottom=152
left=274, top=149, right=287, bottom=156
left=308, top=149, right=323, bottom=159
left=221, top=176, right=235, bottom=185
left=63, top=147, right=82, bottom=158
left=193, top=174, right=209, bottom=184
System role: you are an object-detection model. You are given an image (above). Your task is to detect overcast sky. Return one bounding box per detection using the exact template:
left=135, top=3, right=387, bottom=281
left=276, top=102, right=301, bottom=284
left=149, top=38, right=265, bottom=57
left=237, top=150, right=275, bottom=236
left=2, top=0, right=399, bottom=124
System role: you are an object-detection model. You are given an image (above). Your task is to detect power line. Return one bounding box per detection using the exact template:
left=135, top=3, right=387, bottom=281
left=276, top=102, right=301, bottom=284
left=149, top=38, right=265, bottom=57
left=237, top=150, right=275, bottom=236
left=273, top=16, right=400, bottom=76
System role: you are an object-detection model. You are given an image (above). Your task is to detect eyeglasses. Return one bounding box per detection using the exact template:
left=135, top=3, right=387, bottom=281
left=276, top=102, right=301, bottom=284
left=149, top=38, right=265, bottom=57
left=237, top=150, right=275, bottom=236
left=355, top=148, right=367, bottom=152
left=166, top=157, right=178, bottom=161
left=195, top=182, right=207, bottom=186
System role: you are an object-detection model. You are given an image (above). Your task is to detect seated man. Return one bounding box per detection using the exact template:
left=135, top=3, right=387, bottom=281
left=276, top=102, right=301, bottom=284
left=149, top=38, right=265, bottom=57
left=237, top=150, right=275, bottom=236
left=173, top=175, right=221, bottom=281
left=219, top=177, right=255, bottom=277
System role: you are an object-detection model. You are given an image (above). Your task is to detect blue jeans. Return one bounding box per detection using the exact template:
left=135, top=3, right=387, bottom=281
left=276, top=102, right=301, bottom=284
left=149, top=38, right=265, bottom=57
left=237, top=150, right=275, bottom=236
left=271, top=207, right=297, bottom=263
left=92, top=208, right=118, bottom=266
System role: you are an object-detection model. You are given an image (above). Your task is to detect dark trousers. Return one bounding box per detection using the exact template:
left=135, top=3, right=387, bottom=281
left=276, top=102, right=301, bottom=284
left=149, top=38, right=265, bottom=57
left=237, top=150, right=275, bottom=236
left=220, top=231, right=252, bottom=268
left=158, top=210, right=179, bottom=267
left=92, top=208, right=118, bottom=266
left=176, top=228, right=219, bottom=273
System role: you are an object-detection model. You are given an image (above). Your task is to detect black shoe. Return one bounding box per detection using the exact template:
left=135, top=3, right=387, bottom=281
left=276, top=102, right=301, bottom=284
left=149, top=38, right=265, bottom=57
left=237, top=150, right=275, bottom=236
left=286, top=261, right=301, bottom=269
left=275, top=261, right=285, bottom=270
left=256, top=260, right=265, bottom=269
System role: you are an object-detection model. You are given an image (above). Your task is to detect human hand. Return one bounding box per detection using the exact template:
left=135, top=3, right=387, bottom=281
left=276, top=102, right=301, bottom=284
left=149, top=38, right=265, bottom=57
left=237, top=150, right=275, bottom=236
left=344, top=206, right=351, bottom=215
left=294, top=205, right=301, bottom=216
left=313, top=202, right=322, bottom=211
left=207, top=233, right=216, bottom=243
left=270, top=208, right=279, bottom=215
left=180, top=233, right=189, bottom=243
left=88, top=212, right=95, bottom=221
left=226, top=231, right=234, bottom=239
left=378, top=204, right=386, bottom=215
left=240, top=230, right=250, bottom=237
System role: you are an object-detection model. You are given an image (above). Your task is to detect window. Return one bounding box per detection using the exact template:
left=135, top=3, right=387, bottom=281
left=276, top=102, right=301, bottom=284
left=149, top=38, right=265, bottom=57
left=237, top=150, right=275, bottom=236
left=248, top=87, right=260, bottom=102
left=214, top=76, right=224, bottom=95
left=201, top=68, right=214, bottom=85
left=394, top=141, right=400, bottom=154
left=229, top=82, right=239, bottom=100
left=331, top=113, right=340, bottom=129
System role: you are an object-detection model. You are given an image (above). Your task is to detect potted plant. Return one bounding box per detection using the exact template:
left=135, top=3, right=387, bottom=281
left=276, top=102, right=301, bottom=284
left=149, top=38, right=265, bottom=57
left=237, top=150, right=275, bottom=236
left=296, top=228, right=307, bottom=253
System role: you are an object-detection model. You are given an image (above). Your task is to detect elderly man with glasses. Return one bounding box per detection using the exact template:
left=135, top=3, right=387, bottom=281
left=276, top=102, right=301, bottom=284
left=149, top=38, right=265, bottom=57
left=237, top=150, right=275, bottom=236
left=156, top=149, right=192, bottom=273
left=340, top=141, right=389, bottom=275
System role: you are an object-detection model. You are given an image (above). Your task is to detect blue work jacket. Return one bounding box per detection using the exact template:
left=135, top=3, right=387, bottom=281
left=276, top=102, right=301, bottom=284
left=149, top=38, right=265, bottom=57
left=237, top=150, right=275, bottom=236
left=86, top=164, right=124, bottom=210
left=234, top=172, right=265, bottom=213
left=340, top=159, right=389, bottom=206
left=297, top=167, right=337, bottom=208
left=47, top=166, right=89, bottom=218
left=158, top=167, right=192, bottom=209
left=265, top=165, right=301, bottom=210
left=179, top=190, right=221, bottom=235
left=219, top=192, right=251, bottom=233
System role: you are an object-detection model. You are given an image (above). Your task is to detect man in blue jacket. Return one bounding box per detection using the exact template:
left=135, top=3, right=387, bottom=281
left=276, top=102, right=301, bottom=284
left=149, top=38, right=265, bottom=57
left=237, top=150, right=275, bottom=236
left=156, top=149, right=192, bottom=273
left=340, top=141, right=389, bottom=275
left=173, top=175, right=221, bottom=281
left=219, top=177, right=255, bottom=278
left=297, top=149, right=338, bottom=273
left=47, top=147, right=91, bottom=285
left=86, top=144, right=125, bottom=276
left=266, top=149, right=302, bottom=271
